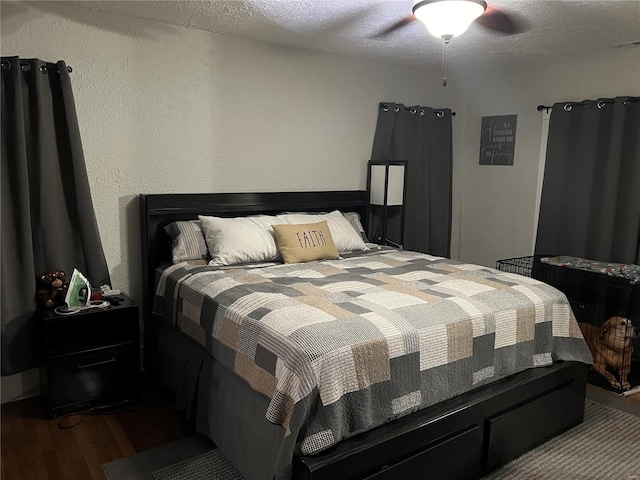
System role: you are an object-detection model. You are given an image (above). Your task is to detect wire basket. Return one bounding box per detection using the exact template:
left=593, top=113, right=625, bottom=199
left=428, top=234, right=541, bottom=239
left=495, top=255, right=545, bottom=278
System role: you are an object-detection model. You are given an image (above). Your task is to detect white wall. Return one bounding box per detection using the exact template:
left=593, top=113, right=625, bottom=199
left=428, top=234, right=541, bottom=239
left=452, top=50, right=640, bottom=268
left=0, top=1, right=461, bottom=401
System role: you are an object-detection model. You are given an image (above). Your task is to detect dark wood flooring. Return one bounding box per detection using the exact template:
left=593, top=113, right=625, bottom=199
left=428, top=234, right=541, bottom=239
left=1, top=376, right=193, bottom=480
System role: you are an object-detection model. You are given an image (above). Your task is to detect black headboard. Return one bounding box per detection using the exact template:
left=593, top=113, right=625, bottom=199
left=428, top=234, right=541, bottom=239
left=139, top=190, right=368, bottom=360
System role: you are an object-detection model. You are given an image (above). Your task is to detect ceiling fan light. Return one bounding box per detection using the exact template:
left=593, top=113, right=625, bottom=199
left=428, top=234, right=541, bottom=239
left=413, top=0, right=486, bottom=39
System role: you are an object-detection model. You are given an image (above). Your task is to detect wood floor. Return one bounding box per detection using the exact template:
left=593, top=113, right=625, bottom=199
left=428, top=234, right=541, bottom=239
left=1, top=377, right=193, bottom=480
left=2, top=377, right=639, bottom=480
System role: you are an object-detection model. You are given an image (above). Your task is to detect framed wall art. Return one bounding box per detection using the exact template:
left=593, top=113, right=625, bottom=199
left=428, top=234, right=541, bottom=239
left=479, top=115, right=517, bottom=166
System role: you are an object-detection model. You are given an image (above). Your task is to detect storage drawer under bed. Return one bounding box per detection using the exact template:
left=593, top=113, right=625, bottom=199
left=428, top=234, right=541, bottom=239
left=363, top=425, right=483, bottom=480
left=486, top=375, right=587, bottom=471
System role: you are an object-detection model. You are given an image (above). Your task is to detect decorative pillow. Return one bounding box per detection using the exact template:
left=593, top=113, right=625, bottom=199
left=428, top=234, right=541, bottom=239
left=164, top=220, right=209, bottom=264
left=272, top=221, right=340, bottom=264
left=277, top=210, right=368, bottom=253
left=342, top=211, right=369, bottom=243
left=198, top=215, right=285, bottom=266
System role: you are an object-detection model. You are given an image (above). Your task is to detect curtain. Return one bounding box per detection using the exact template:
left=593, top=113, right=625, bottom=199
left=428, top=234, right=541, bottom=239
left=1, top=56, right=110, bottom=375
left=370, top=102, right=453, bottom=257
left=535, top=97, right=640, bottom=264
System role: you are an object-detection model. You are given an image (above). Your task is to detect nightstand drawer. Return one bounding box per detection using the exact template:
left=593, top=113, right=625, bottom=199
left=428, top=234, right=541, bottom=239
left=43, top=298, right=139, bottom=357
left=48, top=344, right=139, bottom=415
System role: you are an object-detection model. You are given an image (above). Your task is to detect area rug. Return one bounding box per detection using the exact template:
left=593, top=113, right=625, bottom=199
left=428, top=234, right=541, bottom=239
left=483, top=398, right=640, bottom=479
left=103, top=435, right=215, bottom=480
left=104, top=399, right=640, bottom=480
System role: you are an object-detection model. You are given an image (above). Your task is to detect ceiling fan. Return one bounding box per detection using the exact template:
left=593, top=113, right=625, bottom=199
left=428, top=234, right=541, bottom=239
left=374, top=0, right=524, bottom=86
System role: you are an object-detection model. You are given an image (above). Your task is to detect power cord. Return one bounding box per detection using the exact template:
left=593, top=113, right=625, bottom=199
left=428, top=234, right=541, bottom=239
left=57, top=407, right=97, bottom=429
left=57, top=401, right=136, bottom=429
left=53, top=300, right=111, bottom=315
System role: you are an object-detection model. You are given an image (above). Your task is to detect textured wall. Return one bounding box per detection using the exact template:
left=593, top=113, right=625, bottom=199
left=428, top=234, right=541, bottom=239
left=1, top=2, right=459, bottom=311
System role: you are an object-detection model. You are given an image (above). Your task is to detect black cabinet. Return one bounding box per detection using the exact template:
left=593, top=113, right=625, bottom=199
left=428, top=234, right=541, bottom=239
left=40, top=295, right=140, bottom=418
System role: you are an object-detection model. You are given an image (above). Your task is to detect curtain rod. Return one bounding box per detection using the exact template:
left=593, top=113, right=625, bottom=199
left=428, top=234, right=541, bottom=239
left=1, top=59, right=73, bottom=73
left=403, top=106, right=456, bottom=117
left=381, top=103, right=456, bottom=116
left=537, top=97, right=639, bottom=112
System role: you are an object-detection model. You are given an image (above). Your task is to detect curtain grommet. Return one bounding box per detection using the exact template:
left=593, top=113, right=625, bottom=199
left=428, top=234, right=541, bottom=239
left=409, top=108, right=416, bottom=114
left=563, top=104, right=572, bottom=112
left=1, top=61, right=10, bottom=70
left=596, top=101, right=606, bottom=109
left=436, top=111, right=444, bottom=118
left=419, top=109, right=425, bottom=116
left=21, top=63, right=31, bottom=72
left=394, top=106, right=400, bottom=112
left=382, top=104, right=389, bottom=112
left=40, top=65, right=48, bottom=74
left=67, top=66, right=73, bottom=73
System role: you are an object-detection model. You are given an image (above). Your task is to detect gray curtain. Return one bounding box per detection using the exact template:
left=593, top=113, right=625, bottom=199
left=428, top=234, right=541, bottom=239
left=370, top=102, right=453, bottom=257
left=1, top=56, right=110, bottom=375
left=535, top=97, right=640, bottom=264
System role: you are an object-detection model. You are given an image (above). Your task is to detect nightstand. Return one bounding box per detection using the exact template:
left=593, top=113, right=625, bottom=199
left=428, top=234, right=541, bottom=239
left=40, top=295, right=140, bottom=418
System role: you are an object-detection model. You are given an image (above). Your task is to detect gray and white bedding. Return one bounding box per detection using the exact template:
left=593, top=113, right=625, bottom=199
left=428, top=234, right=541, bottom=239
left=153, top=249, right=592, bottom=476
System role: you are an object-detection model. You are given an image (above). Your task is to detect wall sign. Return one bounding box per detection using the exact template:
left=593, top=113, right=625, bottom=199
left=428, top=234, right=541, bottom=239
left=479, top=115, right=517, bottom=166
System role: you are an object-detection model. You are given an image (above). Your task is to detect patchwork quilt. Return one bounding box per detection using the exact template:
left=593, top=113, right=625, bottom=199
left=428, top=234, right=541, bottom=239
left=153, top=249, right=593, bottom=458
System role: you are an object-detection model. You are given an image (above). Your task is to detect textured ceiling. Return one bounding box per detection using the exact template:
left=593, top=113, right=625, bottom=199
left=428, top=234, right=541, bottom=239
left=66, top=1, right=640, bottom=68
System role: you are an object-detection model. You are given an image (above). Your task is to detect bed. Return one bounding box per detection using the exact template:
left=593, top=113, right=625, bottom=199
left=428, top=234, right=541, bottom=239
left=140, top=190, right=593, bottom=480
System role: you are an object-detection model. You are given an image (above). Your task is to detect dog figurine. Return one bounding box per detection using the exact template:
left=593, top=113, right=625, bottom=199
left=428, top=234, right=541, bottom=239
left=578, top=316, right=636, bottom=390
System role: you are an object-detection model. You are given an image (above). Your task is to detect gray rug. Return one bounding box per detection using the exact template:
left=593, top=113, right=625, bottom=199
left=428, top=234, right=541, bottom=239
left=153, top=449, right=242, bottom=480
left=103, top=435, right=215, bottom=480
left=104, top=399, right=640, bottom=480
left=483, top=399, right=640, bottom=479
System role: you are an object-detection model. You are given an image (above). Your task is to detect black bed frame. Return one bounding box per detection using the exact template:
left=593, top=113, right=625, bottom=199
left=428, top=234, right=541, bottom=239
left=140, top=191, right=588, bottom=480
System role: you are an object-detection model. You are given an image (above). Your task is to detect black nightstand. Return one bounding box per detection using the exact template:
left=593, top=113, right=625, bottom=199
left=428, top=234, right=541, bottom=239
left=40, top=295, right=140, bottom=418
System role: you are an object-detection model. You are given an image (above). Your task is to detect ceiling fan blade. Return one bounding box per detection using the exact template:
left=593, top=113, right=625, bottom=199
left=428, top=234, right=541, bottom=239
left=475, top=6, right=524, bottom=35
left=370, top=15, right=417, bottom=38
left=309, top=4, right=383, bottom=38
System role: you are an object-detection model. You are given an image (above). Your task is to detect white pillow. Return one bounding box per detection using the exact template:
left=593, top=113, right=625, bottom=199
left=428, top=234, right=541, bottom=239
left=198, top=215, right=285, bottom=266
left=277, top=210, right=368, bottom=253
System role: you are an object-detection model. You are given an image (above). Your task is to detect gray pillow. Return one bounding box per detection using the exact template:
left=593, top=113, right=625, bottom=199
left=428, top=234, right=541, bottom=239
left=164, top=220, right=209, bottom=263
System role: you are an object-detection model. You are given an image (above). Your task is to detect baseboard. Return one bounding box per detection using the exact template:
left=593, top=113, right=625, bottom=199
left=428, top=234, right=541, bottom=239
left=1, top=367, right=42, bottom=404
